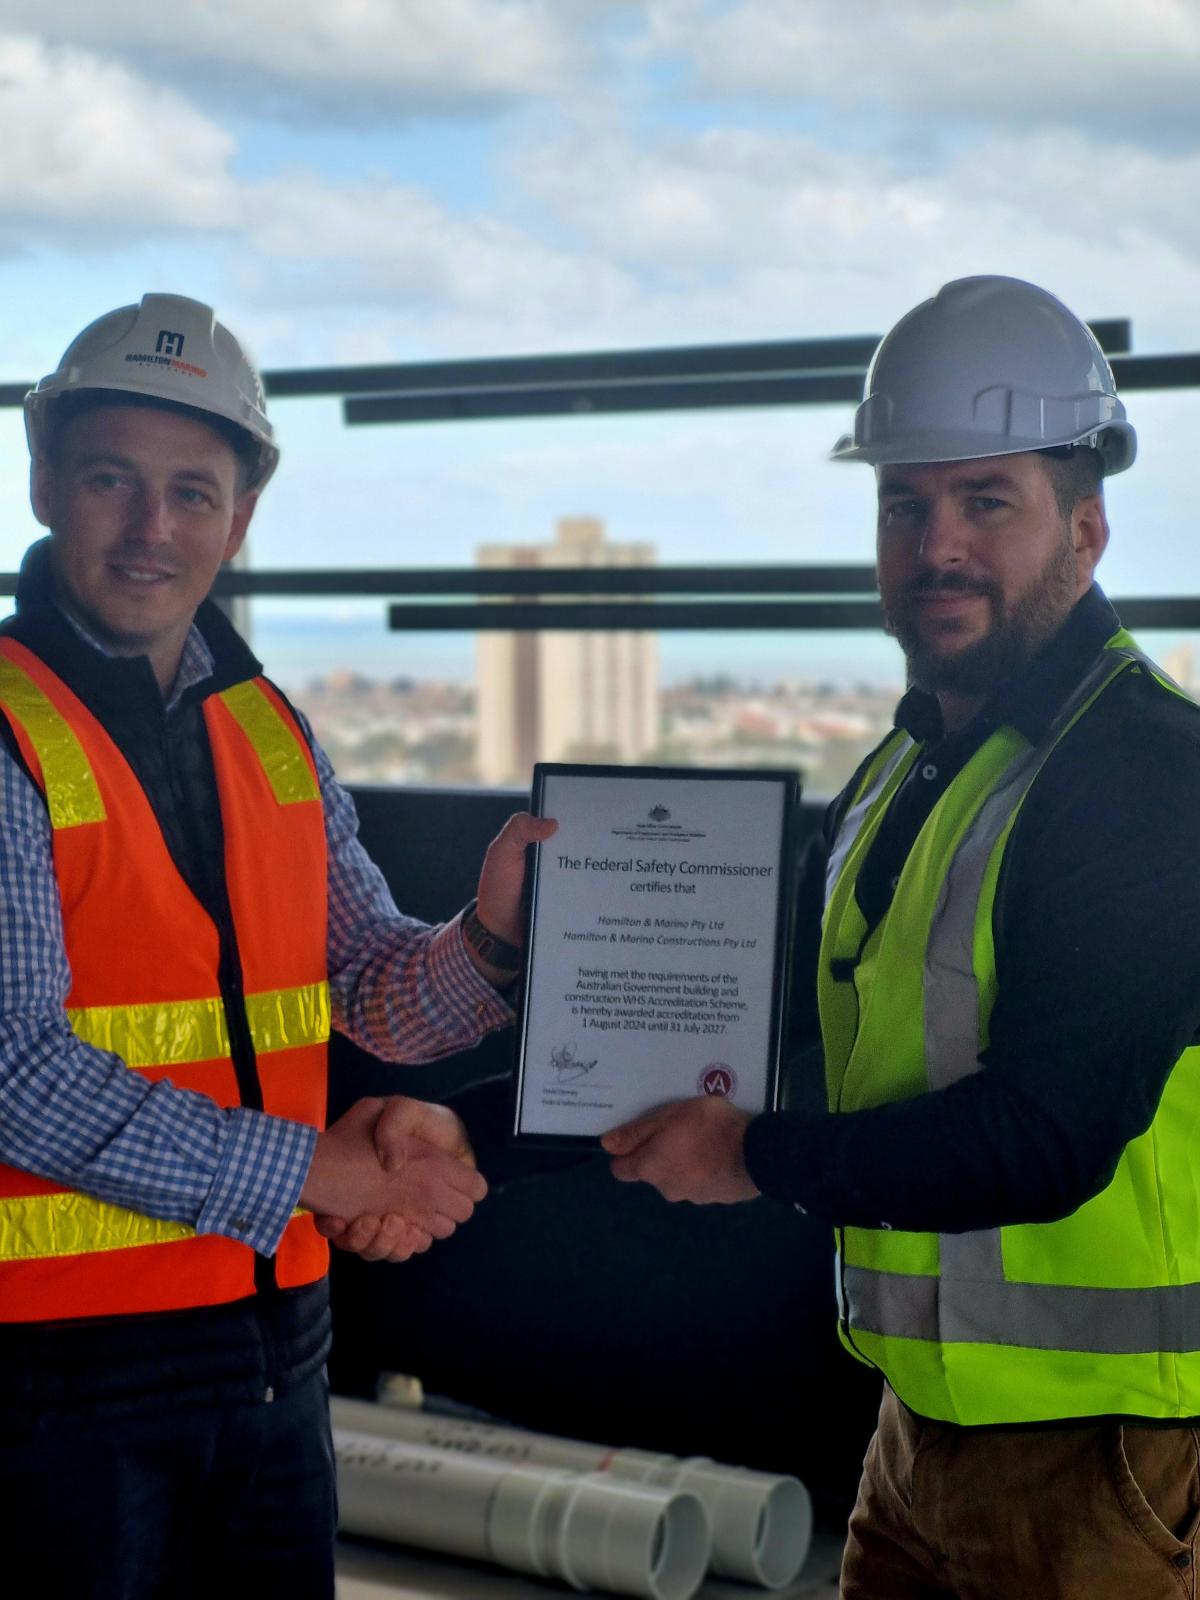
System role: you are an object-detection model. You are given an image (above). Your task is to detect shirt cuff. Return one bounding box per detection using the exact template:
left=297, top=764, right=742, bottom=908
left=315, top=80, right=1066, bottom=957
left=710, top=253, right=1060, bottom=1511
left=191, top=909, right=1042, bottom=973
left=194, top=1109, right=318, bottom=1257
left=427, top=908, right=515, bottom=1032
left=742, top=1108, right=828, bottom=1210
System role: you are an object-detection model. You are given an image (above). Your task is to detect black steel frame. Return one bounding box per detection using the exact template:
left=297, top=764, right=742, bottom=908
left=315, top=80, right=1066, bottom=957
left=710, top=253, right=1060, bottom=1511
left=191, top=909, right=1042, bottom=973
left=2, top=324, right=1198, bottom=632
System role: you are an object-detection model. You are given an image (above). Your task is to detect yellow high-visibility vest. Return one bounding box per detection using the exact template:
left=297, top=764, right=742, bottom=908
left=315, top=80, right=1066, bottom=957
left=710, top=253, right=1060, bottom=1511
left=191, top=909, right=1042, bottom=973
left=820, top=630, right=1200, bottom=1424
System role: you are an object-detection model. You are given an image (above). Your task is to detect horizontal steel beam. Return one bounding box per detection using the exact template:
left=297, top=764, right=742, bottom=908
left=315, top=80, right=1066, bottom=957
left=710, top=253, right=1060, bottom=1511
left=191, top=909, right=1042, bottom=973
left=2, top=561, right=1199, bottom=633
left=380, top=596, right=1200, bottom=632
left=386, top=600, right=886, bottom=630
left=274, top=318, right=1133, bottom=398
left=0, top=319, right=1134, bottom=412
left=267, top=335, right=882, bottom=398
left=206, top=564, right=881, bottom=598
left=345, top=350, right=1199, bottom=427
left=1112, top=598, right=1200, bottom=628
left=1109, top=353, right=1200, bottom=390
left=344, top=372, right=865, bottom=424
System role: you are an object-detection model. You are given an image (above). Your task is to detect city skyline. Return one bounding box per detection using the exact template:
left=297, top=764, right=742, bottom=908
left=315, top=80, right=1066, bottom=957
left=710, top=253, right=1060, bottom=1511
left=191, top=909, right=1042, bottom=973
left=290, top=646, right=903, bottom=799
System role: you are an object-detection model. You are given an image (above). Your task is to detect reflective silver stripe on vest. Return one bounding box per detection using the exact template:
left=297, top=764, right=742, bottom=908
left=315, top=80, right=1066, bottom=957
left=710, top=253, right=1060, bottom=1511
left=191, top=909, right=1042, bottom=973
left=842, top=1262, right=1200, bottom=1355
left=862, top=647, right=1166, bottom=1348
left=824, top=734, right=914, bottom=905
left=925, top=646, right=1144, bottom=1093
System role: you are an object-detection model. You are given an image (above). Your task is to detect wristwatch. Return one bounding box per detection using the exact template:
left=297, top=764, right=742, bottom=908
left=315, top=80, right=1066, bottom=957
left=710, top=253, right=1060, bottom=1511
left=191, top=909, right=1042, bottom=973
left=462, top=900, right=523, bottom=974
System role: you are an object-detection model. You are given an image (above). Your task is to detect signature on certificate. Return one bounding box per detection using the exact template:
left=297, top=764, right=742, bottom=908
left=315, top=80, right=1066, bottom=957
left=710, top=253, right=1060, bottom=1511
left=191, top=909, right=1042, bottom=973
left=549, top=1041, right=598, bottom=1083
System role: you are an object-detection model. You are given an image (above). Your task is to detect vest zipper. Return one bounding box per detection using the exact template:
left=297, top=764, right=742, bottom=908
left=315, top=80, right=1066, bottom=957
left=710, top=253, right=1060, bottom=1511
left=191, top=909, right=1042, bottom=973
left=217, top=935, right=280, bottom=1299
left=158, top=717, right=280, bottom=1300
left=831, top=949, right=886, bottom=1380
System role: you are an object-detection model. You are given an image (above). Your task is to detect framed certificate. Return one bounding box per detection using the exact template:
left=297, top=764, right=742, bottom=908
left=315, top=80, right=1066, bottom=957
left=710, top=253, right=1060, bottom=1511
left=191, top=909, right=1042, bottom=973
left=512, top=763, right=799, bottom=1146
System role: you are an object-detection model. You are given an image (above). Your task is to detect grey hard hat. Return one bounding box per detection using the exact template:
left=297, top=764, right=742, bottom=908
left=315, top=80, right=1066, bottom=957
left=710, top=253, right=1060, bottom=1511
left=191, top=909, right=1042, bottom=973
left=832, top=275, right=1136, bottom=475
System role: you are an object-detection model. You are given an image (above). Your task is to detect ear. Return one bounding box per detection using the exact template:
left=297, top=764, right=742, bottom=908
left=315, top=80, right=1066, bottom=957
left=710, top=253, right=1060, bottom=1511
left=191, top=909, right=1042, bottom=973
left=30, top=456, right=55, bottom=529
left=1071, top=493, right=1109, bottom=594
left=222, top=491, right=258, bottom=563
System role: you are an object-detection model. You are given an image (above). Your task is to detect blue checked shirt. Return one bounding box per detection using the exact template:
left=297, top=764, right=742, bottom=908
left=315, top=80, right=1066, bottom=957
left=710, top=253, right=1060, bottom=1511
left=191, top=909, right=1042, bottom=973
left=0, top=621, right=512, bottom=1257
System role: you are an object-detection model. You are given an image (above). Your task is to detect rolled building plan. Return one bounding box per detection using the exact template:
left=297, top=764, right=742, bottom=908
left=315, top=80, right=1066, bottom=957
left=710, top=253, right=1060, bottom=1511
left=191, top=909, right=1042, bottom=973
left=334, top=1427, right=710, bottom=1600
left=330, top=1395, right=812, bottom=1589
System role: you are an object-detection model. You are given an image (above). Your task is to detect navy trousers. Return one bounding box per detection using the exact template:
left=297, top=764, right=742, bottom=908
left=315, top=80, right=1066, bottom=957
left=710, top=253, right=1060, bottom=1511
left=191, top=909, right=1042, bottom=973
left=0, top=1367, right=337, bottom=1600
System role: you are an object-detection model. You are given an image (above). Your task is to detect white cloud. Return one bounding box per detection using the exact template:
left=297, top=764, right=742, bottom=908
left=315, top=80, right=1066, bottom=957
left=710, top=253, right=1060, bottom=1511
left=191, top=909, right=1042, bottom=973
left=646, top=0, right=1200, bottom=148
left=517, top=124, right=928, bottom=273
left=229, top=168, right=640, bottom=349
left=5, top=0, right=583, bottom=121
left=0, top=14, right=1195, bottom=371
left=0, top=34, right=234, bottom=238
left=212, top=112, right=1200, bottom=367
left=510, top=116, right=1200, bottom=350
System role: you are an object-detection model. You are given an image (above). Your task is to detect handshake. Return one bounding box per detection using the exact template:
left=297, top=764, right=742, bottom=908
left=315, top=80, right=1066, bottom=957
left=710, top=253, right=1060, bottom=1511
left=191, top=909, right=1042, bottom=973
left=299, top=1095, right=487, bottom=1265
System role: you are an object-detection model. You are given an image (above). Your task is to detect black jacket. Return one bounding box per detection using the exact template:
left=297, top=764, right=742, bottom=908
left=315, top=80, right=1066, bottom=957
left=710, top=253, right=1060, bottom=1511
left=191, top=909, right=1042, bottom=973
left=745, top=586, right=1200, bottom=1236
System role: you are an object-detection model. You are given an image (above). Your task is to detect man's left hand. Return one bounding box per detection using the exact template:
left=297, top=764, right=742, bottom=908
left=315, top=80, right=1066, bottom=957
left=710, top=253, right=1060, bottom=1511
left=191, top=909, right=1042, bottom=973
left=601, top=1097, right=761, bottom=1204
left=473, top=810, right=558, bottom=956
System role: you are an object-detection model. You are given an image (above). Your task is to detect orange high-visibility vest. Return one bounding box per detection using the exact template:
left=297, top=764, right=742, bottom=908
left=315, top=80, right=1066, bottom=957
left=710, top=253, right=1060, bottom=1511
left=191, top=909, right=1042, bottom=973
left=0, top=636, right=331, bottom=1323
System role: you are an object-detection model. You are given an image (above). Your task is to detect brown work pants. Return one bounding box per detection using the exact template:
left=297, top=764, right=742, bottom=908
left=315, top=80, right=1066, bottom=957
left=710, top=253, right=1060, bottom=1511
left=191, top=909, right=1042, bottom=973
left=841, top=1386, right=1200, bottom=1599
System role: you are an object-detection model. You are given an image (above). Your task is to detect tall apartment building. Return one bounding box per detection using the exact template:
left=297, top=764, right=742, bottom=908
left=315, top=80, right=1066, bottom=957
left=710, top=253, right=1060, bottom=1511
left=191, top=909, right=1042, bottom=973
left=476, top=517, right=660, bottom=786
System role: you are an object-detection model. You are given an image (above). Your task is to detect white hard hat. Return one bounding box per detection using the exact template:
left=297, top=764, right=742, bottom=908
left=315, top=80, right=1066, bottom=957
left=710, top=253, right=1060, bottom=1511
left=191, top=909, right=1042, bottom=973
left=832, top=275, right=1136, bottom=475
left=25, top=293, right=278, bottom=490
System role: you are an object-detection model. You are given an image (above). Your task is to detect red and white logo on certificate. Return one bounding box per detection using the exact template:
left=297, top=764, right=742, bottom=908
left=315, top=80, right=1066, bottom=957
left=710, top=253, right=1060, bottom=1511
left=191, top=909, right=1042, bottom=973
left=698, top=1063, right=736, bottom=1097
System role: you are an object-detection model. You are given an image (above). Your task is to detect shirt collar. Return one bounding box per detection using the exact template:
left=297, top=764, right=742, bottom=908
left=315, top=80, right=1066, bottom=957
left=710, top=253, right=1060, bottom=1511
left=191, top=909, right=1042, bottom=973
left=59, top=607, right=216, bottom=711
left=894, top=584, right=1124, bottom=747
left=10, top=536, right=261, bottom=711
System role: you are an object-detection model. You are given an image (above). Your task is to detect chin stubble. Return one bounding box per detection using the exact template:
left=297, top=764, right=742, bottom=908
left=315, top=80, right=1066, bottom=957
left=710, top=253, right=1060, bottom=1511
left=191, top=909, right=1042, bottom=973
left=890, top=536, right=1079, bottom=698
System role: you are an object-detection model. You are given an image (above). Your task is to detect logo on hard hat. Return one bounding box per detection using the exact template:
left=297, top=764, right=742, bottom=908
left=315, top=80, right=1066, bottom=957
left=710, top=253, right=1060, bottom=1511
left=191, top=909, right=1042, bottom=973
left=124, top=348, right=209, bottom=380
left=155, top=329, right=185, bottom=358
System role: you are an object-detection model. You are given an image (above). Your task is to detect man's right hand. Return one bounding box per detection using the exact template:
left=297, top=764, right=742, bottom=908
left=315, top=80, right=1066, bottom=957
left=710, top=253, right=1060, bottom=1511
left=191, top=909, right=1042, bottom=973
left=299, top=1096, right=487, bottom=1263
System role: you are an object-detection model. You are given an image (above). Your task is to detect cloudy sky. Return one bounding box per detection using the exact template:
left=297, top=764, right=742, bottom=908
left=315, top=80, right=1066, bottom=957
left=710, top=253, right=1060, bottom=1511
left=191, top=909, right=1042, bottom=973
left=0, top=1, right=1196, bottom=678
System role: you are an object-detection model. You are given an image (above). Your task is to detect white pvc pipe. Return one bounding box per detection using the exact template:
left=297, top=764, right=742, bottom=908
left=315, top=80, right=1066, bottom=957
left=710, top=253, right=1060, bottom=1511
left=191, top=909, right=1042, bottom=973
left=330, top=1396, right=812, bottom=1589
left=334, top=1428, right=710, bottom=1600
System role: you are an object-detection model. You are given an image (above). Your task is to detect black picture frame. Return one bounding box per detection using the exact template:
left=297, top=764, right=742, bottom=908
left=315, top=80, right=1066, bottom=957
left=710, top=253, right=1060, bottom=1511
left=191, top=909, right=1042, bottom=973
left=511, top=762, right=800, bottom=1147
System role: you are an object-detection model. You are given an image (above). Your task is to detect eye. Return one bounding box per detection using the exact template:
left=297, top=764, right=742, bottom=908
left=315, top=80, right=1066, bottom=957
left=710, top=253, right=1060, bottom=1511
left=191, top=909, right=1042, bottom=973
left=971, top=496, right=1007, bottom=513
left=85, top=470, right=126, bottom=493
left=881, top=499, right=922, bottom=526
left=176, top=485, right=216, bottom=510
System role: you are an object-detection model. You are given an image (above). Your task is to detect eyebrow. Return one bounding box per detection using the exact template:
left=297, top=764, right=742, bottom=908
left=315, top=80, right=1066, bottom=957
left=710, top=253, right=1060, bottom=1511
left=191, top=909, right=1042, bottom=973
left=878, top=472, right=1019, bottom=497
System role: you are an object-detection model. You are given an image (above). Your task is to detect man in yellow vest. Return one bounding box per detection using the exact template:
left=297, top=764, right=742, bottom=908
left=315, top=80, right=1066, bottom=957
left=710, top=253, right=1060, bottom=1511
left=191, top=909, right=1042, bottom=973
left=0, top=294, right=551, bottom=1597
left=604, top=276, right=1200, bottom=1597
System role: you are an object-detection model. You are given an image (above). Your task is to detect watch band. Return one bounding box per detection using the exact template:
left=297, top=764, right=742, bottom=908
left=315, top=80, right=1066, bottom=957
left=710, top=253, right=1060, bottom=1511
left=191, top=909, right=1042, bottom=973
left=463, top=901, right=523, bottom=973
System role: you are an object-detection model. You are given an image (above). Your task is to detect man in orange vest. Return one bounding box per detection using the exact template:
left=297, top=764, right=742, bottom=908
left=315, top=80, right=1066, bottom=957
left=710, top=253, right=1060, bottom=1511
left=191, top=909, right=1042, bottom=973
left=0, top=294, right=552, bottom=1597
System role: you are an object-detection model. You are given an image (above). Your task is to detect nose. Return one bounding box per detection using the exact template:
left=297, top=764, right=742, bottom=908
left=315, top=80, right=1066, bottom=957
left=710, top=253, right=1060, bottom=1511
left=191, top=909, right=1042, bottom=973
left=917, top=497, right=970, bottom=571
left=126, top=485, right=171, bottom=544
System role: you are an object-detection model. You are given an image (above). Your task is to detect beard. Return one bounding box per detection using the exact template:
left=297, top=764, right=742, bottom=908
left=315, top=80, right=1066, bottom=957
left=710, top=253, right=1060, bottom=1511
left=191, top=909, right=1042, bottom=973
left=885, top=532, right=1080, bottom=699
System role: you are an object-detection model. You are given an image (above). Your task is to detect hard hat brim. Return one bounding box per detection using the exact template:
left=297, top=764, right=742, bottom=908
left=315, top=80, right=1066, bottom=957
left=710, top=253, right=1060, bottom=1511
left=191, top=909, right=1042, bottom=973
left=831, top=422, right=1136, bottom=477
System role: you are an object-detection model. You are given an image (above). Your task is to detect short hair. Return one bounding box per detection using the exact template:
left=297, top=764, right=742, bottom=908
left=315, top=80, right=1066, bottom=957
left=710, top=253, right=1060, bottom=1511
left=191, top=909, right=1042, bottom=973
left=44, top=389, right=260, bottom=493
left=1037, top=445, right=1105, bottom=519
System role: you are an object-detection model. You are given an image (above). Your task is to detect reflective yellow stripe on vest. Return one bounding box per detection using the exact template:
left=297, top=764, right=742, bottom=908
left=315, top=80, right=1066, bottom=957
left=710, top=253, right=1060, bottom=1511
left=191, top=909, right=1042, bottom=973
left=218, top=682, right=320, bottom=805
left=0, top=1192, right=308, bottom=1263
left=0, top=656, right=105, bottom=828
left=0, top=1191, right=195, bottom=1262
left=67, top=981, right=332, bottom=1066
left=3, top=984, right=326, bottom=1264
